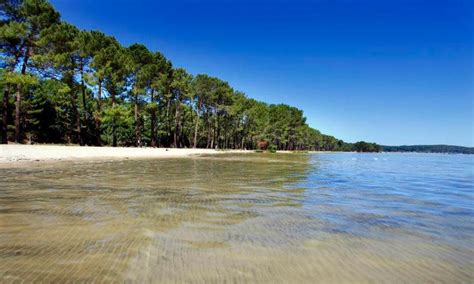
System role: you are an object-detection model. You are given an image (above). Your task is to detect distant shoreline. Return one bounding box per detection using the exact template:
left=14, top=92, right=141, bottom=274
left=381, top=144, right=473, bottom=154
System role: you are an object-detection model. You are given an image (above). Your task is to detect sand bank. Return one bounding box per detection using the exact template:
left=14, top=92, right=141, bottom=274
left=0, top=144, right=249, bottom=164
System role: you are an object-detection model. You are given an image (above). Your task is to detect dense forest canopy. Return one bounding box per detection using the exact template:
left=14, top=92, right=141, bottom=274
left=0, top=0, right=380, bottom=151
left=382, top=145, right=474, bottom=154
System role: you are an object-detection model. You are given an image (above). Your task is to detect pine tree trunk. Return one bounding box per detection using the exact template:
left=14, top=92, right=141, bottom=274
left=166, top=98, right=171, bottom=146
left=95, top=79, right=102, bottom=146
left=64, top=59, right=83, bottom=146
left=1, top=86, right=9, bottom=144
left=71, top=91, right=83, bottom=146
left=112, top=124, right=117, bottom=147
left=15, top=46, right=30, bottom=143
left=111, top=92, right=117, bottom=147
left=79, top=66, right=87, bottom=146
left=80, top=59, right=88, bottom=119
left=173, top=100, right=180, bottom=148
left=193, top=101, right=200, bottom=148
left=134, top=95, right=140, bottom=147
left=69, top=75, right=83, bottom=146
left=215, top=109, right=220, bottom=149
left=207, top=116, right=212, bottom=149
left=14, top=88, right=21, bottom=143
left=150, top=90, right=157, bottom=148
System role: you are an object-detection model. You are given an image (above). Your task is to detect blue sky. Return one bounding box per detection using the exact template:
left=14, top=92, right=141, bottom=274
left=51, top=0, right=473, bottom=146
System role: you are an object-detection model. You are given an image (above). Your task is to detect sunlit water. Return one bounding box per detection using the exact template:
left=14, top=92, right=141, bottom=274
left=0, top=153, right=473, bottom=282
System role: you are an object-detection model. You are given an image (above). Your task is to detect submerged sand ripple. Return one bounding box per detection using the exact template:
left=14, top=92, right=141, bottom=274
left=0, top=154, right=472, bottom=282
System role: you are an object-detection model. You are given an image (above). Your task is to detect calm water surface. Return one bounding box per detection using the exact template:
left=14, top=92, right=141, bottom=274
left=0, top=153, right=473, bottom=282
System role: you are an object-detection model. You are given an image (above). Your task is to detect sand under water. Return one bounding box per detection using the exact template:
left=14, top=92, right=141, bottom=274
left=0, top=153, right=472, bottom=282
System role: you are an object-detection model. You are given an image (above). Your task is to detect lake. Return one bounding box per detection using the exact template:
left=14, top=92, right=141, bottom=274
left=0, top=153, right=473, bottom=282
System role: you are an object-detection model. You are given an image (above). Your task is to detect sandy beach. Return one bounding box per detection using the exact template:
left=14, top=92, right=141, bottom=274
left=0, top=144, right=249, bottom=164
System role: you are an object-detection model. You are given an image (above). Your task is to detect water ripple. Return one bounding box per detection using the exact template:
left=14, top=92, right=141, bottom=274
left=0, top=153, right=472, bottom=282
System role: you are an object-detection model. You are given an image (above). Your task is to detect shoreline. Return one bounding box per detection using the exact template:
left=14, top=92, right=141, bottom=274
left=2, top=145, right=459, bottom=166
left=0, top=144, right=252, bottom=166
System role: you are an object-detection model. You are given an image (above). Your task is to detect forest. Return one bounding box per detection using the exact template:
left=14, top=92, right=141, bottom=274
left=382, top=145, right=474, bottom=154
left=1, top=0, right=380, bottom=152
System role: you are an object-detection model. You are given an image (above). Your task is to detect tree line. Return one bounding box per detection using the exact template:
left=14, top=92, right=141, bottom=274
left=1, top=0, right=380, bottom=152
left=382, top=145, right=473, bottom=154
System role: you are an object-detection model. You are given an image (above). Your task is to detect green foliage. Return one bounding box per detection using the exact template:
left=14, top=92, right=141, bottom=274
left=382, top=145, right=473, bottom=154
left=353, top=141, right=381, bottom=153
left=19, top=79, right=75, bottom=143
left=101, top=104, right=134, bottom=146
left=268, top=144, right=277, bottom=153
left=2, top=71, right=38, bottom=86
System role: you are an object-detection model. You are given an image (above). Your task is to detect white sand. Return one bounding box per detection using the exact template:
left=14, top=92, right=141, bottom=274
left=0, top=144, right=249, bottom=164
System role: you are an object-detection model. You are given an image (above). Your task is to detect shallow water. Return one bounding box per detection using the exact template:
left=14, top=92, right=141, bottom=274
left=0, top=153, right=473, bottom=282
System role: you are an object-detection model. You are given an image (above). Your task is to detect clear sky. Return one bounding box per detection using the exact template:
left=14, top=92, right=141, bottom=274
left=50, top=0, right=473, bottom=146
